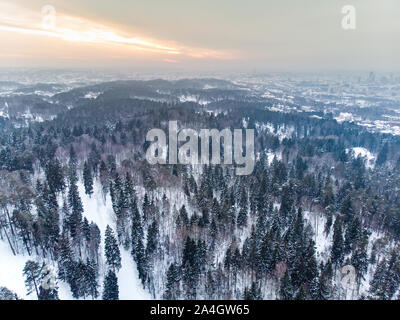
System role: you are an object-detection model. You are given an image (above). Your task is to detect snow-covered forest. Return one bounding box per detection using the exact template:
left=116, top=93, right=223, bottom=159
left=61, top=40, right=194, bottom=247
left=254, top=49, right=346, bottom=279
left=1, top=78, right=400, bottom=300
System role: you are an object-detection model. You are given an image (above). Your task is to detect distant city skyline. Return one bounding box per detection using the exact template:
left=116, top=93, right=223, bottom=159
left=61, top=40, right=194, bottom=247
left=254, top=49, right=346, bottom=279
left=0, top=0, right=399, bottom=72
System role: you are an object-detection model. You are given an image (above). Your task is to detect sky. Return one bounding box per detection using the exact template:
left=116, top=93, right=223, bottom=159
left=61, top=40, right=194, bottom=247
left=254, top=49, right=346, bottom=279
left=0, top=0, right=399, bottom=72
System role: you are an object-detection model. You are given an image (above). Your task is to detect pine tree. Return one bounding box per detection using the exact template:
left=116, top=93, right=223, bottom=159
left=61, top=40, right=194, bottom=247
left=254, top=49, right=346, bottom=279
left=316, top=261, right=333, bottom=300
left=46, top=158, right=65, bottom=193
left=369, top=259, right=387, bottom=299
left=115, top=175, right=129, bottom=246
left=102, top=270, right=119, bottom=300
left=0, top=287, right=18, bottom=300
left=82, top=217, right=91, bottom=242
left=384, top=251, right=400, bottom=300
left=199, top=208, right=210, bottom=228
left=88, top=143, right=101, bottom=174
left=280, top=270, right=294, bottom=300
left=177, top=205, right=189, bottom=229
left=142, top=193, right=151, bottom=221
left=181, top=237, right=200, bottom=299
left=164, top=263, right=180, bottom=299
left=38, top=265, right=59, bottom=300
left=23, top=260, right=42, bottom=298
left=110, top=173, right=123, bottom=216
left=351, top=228, right=369, bottom=283
left=224, top=247, right=232, bottom=273
left=205, top=270, right=216, bottom=299
left=124, top=173, right=136, bottom=205
left=146, top=220, right=159, bottom=258
left=131, top=201, right=143, bottom=257
left=303, top=240, right=319, bottom=298
left=295, top=285, right=307, bottom=300
left=344, top=216, right=361, bottom=254
left=237, top=207, right=247, bottom=227
left=58, top=232, right=74, bottom=282
left=69, top=260, right=88, bottom=298
left=83, top=161, right=93, bottom=197
left=68, top=166, right=83, bottom=239
left=331, top=217, right=344, bottom=268
left=104, top=225, right=121, bottom=272
left=316, top=272, right=330, bottom=300
left=340, top=195, right=354, bottom=223
left=243, top=282, right=262, bottom=300
left=69, top=145, right=77, bottom=169
left=88, top=222, right=101, bottom=263
left=85, top=258, right=99, bottom=299
left=135, top=237, right=147, bottom=286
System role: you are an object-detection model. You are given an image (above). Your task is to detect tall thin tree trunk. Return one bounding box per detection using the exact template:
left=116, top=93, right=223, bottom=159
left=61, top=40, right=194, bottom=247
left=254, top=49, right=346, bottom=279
left=2, top=225, right=16, bottom=256
left=4, top=207, right=15, bottom=236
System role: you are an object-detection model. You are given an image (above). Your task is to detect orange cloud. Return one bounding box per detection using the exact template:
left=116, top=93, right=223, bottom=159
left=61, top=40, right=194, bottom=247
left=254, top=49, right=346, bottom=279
left=0, top=2, right=236, bottom=61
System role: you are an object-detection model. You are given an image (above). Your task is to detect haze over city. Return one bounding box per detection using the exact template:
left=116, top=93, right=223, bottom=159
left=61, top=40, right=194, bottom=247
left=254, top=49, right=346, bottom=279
left=1, top=0, right=399, bottom=71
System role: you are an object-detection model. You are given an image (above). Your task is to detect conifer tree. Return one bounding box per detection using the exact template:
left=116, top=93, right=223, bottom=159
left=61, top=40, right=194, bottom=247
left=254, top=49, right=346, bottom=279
left=68, top=166, right=83, bottom=239
left=146, top=220, right=159, bottom=258
left=237, top=207, right=247, bottom=228
left=38, top=265, right=59, bottom=300
left=0, top=287, right=18, bottom=300
left=46, top=158, right=65, bottom=193
left=104, top=225, right=121, bottom=272
left=316, top=271, right=331, bottom=300
left=85, top=258, right=99, bottom=299
left=58, top=232, right=74, bottom=282
left=131, top=202, right=143, bottom=256
left=83, top=161, right=93, bottom=197
left=280, top=270, right=294, bottom=300
left=243, top=281, right=262, bottom=300
left=142, top=193, right=151, bottom=221
left=164, top=263, right=180, bottom=300
left=369, top=259, right=387, bottom=299
left=135, top=237, right=147, bottom=286
left=102, top=270, right=119, bottom=300
left=331, top=217, right=344, bottom=268
left=23, top=261, right=42, bottom=298
left=341, top=195, right=354, bottom=223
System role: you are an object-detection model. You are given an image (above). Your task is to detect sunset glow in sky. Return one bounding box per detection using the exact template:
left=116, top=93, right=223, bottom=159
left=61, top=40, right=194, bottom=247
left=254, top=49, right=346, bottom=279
left=1, top=0, right=399, bottom=71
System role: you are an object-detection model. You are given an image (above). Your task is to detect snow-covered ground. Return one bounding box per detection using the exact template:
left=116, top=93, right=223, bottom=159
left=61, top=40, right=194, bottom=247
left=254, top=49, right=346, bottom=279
left=84, top=92, right=102, bottom=99
left=303, top=210, right=332, bottom=264
left=77, top=181, right=151, bottom=300
left=335, top=112, right=356, bottom=123
left=346, top=147, right=376, bottom=169
left=0, top=240, right=32, bottom=299
left=178, top=94, right=210, bottom=105
left=0, top=179, right=151, bottom=300
left=255, top=121, right=295, bottom=141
